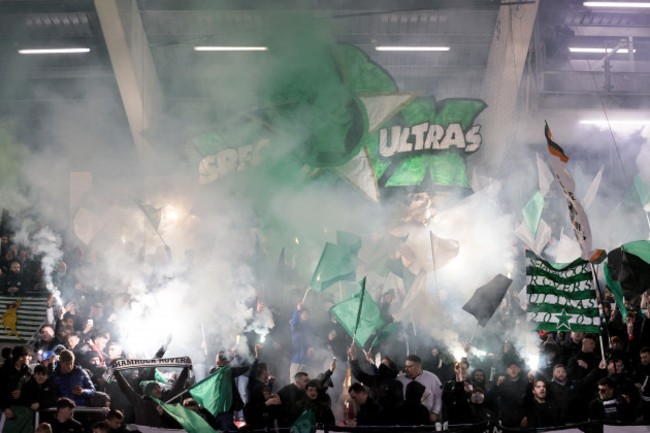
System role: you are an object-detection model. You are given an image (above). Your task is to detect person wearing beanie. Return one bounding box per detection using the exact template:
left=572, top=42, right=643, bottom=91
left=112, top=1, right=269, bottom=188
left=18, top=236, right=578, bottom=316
left=113, top=364, right=190, bottom=428
left=50, top=350, right=96, bottom=407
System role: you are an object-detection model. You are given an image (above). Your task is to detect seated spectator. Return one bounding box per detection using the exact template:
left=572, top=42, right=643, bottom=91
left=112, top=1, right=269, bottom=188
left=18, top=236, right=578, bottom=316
left=393, top=381, right=430, bottom=426
left=347, top=382, right=384, bottom=426
left=21, top=364, right=59, bottom=411
left=48, top=397, right=84, bottom=433
left=50, top=350, right=96, bottom=407
left=1, top=259, right=28, bottom=296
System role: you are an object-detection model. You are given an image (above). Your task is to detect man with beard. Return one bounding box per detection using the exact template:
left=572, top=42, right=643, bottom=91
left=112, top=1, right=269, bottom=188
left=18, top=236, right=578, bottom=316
left=522, top=379, right=559, bottom=428
left=348, top=344, right=403, bottom=417
left=397, top=354, right=443, bottom=423
left=1, top=260, right=28, bottom=296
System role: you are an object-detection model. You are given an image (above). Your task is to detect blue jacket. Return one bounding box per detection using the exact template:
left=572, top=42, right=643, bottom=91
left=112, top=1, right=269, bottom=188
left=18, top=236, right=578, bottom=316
left=290, top=308, right=315, bottom=364
left=51, top=364, right=95, bottom=407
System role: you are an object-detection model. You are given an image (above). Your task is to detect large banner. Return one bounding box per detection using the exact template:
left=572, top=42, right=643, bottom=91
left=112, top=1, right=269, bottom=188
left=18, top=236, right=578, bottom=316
left=194, top=44, right=486, bottom=198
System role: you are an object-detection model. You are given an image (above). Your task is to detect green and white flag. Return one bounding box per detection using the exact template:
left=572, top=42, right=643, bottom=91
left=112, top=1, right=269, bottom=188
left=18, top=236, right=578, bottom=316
left=525, top=250, right=600, bottom=333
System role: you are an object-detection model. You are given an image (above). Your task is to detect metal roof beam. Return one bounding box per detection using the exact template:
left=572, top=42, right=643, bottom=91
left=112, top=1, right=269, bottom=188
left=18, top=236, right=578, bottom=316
left=94, top=0, right=162, bottom=163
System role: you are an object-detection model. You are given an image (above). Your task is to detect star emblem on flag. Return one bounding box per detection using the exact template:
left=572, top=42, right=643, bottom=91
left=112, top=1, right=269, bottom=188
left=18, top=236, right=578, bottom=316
left=556, top=309, right=572, bottom=330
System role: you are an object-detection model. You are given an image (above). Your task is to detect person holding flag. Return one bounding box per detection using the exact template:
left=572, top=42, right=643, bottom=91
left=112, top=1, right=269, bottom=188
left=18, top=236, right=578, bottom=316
left=290, top=301, right=318, bottom=380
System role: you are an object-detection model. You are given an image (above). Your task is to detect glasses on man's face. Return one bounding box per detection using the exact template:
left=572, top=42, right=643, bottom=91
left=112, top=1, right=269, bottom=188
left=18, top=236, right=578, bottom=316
left=404, top=364, right=416, bottom=370
left=597, top=388, right=608, bottom=394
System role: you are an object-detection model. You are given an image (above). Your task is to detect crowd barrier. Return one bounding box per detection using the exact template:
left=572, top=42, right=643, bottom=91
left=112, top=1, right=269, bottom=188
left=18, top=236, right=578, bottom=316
left=36, top=407, right=110, bottom=427
left=125, top=421, right=650, bottom=433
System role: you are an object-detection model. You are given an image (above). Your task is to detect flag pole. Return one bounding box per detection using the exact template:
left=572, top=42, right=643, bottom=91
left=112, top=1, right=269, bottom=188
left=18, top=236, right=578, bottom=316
left=352, top=277, right=367, bottom=346
left=302, top=287, right=311, bottom=303
left=200, top=322, right=208, bottom=356
left=468, top=322, right=480, bottom=345
left=588, top=261, right=610, bottom=360
left=429, top=231, right=439, bottom=302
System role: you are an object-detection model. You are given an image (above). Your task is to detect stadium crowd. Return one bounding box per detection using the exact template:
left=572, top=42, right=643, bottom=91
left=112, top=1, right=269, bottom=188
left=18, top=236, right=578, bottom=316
left=1, top=230, right=650, bottom=433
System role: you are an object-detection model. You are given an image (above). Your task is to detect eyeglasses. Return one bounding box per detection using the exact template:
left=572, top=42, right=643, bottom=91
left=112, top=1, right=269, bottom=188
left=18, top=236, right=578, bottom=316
left=597, top=388, right=608, bottom=393
left=404, top=364, right=417, bottom=370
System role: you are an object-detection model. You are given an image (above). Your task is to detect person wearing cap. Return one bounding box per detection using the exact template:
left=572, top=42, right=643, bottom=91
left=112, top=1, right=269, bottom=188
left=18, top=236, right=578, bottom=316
left=488, top=358, right=528, bottom=428
left=50, top=349, right=95, bottom=407
left=112, top=362, right=190, bottom=427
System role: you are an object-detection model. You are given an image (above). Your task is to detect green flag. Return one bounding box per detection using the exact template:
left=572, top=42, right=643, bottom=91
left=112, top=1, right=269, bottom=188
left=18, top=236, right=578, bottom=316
left=525, top=250, right=600, bottom=333
left=603, top=264, right=627, bottom=318
left=630, top=173, right=650, bottom=209
left=290, top=409, right=316, bottom=433
left=336, top=230, right=362, bottom=255
left=309, top=243, right=359, bottom=292
left=330, top=279, right=386, bottom=347
left=523, top=190, right=544, bottom=237
left=153, top=398, right=218, bottom=433
left=189, top=365, right=232, bottom=417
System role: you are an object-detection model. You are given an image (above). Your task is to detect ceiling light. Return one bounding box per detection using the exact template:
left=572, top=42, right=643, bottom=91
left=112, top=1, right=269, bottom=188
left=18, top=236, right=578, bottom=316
left=18, top=48, right=90, bottom=54
left=583, top=1, right=650, bottom=7
left=193, top=46, right=268, bottom=52
left=568, top=47, right=635, bottom=53
left=375, top=46, right=450, bottom=52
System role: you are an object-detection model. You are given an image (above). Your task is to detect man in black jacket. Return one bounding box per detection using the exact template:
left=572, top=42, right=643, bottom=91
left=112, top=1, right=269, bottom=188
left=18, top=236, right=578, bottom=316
left=347, top=344, right=403, bottom=414
left=347, top=382, right=384, bottom=426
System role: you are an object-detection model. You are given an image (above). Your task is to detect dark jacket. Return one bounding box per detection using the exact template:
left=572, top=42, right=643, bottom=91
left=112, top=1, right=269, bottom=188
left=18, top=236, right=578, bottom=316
left=20, top=376, right=59, bottom=409
left=113, top=368, right=189, bottom=427
left=350, top=359, right=403, bottom=411
left=442, top=379, right=472, bottom=424
left=0, top=362, right=32, bottom=410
